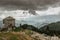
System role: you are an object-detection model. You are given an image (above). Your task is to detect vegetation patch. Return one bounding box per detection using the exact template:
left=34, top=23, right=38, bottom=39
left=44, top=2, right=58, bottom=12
left=9, top=35, right=18, bottom=40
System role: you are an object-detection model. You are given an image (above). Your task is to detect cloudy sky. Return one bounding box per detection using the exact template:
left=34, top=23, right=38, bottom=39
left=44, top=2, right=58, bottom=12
left=0, top=0, right=60, bottom=27
left=0, top=0, right=60, bottom=10
left=0, top=0, right=60, bottom=18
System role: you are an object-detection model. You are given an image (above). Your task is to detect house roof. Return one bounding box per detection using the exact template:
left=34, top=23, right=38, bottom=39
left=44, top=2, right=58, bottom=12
left=3, top=16, right=15, bottom=20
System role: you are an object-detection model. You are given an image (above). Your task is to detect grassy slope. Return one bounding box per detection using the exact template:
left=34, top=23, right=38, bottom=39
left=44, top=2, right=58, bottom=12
left=0, top=31, right=33, bottom=40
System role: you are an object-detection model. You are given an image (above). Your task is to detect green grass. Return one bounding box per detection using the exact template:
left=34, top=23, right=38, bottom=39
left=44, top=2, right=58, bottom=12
left=13, top=27, right=21, bottom=32
left=9, top=35, right=18, bottom=40
left=0, top=29, right=34, bottom=40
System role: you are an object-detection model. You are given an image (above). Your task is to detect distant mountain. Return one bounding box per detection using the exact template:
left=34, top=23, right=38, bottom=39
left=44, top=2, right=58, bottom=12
left=39, top=21, right=60, bottom=36
left=0, top=14, right=60, bottom=29
left=40, top=21, right=60, bottom=31
left=20, top=24, right=39, bottom=32
left=16, top=15, right=60, bottom=28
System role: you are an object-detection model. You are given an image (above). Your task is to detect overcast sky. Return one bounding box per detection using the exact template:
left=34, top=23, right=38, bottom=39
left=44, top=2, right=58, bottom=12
left=0, top=0, right=60, bottom=27
left=0, top=0, right=59, bottom=19
left=0, top=0, right=60, bottom=10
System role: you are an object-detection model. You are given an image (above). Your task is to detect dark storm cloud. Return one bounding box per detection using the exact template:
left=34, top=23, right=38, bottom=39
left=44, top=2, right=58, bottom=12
left=0, top=0, right=60, bottom=10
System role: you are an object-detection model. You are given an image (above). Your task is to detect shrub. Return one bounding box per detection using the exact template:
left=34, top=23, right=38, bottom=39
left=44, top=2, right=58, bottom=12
left=25, top=30, right=33, bottom=35
left=13, top=27, right=21, bottom=32
left=0, top=37, right=3, bottom=40
left=9, top=35, right=18, bottom=40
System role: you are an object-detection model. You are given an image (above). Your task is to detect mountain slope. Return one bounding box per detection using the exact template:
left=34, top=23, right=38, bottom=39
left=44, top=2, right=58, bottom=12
left=39, top=21, right=60, bottom=36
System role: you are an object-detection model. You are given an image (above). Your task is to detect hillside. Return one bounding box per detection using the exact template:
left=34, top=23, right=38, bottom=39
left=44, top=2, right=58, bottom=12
left=0, top=29, right=60, bottom=40
left=0, top=23, right=60, bottom=40
left=0, top=30, right=47, bottom=40
left=40, top=21, right=60, bottom=36
left=0, top=31, right=33, bottom=40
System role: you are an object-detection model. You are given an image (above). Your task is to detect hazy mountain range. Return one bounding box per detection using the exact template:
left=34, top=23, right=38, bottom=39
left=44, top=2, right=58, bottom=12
left=0, top=14, right=60, bottom=28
